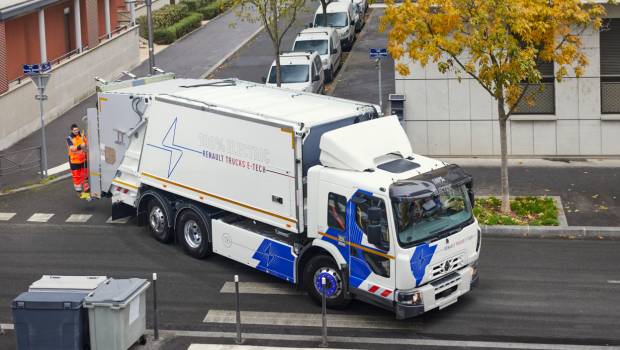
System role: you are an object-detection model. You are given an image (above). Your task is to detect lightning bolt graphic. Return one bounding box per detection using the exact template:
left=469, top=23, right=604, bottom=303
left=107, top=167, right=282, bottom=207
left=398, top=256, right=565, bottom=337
left=146, top=117, right=184, bottom=178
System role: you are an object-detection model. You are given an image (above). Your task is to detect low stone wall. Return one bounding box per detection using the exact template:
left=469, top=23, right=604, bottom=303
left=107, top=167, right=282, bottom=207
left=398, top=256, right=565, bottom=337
left=0, top=26, right=140, bottom=151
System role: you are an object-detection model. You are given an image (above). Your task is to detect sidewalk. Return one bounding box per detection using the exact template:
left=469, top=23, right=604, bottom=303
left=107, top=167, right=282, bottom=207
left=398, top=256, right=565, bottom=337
left=0, top=8, right=261, bottom=192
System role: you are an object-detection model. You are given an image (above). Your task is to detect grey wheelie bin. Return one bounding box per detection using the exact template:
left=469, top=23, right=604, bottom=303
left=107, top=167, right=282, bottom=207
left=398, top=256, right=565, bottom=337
left=29, top=275, right=108, bottom=293
left=11, top=292, right=89, bottom=350
left=83, top=278, right=150, bottom=350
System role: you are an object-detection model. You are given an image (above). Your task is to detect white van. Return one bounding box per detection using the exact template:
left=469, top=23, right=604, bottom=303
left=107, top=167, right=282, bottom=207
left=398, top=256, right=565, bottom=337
left=292, top=27, right=342, bottom=82
left=264, top=51, right=325, bottom=93
left=313, top=2, right=356, bottom=50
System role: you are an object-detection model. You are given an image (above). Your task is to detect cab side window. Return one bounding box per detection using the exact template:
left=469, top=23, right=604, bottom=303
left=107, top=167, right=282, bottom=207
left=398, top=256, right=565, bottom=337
left=355, top=193, right=389, bottom=244
left=327, top=193, right=347, bottom=231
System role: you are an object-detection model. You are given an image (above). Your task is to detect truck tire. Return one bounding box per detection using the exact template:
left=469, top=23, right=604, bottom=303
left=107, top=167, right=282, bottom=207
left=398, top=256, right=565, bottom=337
left=303, top=255, right=350, bottom=309
left=177, top=209, right=212, bottom=259
left=147, top=197, right=174, bottom=243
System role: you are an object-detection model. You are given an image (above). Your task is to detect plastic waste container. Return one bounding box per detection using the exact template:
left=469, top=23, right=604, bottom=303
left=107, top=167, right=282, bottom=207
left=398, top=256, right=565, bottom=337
left=11, top=292, right=89, bottom=350
left=29, top=275, right=108, bottom=293
left=84, top=278, right=150, bottom=350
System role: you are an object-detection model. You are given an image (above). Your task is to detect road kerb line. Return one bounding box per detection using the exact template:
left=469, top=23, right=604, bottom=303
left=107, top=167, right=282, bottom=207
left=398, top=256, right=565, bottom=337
left=2, top=323, right=615, bottom=349
left=203, top=310, right=415, bottom=330
left=220, top=282, right=304, bottom=295
left=155, top=330, right=620, bottom=350
left=608, top=280, right=620, bottom=284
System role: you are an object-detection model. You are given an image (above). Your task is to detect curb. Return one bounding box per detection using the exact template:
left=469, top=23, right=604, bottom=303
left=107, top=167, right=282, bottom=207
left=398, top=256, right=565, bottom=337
left=0, top=173, right=71, bottom=197
left=482, top=225, right=620, bottom=240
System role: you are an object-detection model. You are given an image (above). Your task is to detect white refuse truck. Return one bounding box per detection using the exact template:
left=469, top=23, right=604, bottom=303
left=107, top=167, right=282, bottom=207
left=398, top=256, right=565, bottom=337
left=87, top=75, right=480, bottom=318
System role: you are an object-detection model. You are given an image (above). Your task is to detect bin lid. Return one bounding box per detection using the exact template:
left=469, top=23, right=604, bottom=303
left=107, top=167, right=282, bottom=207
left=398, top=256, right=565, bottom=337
left=29, top=275, right=108, bottom=291
left=84, top=278, right=149, bottom=307
left=12, top=292, right=87, bottom=310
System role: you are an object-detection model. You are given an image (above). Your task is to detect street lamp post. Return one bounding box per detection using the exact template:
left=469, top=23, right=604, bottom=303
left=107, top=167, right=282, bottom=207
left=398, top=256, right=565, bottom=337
left=23, top=63, right=51, bottom=178
left=34, top=74, right=50, bottom=178
left=146, top=0, right=155, bottom=75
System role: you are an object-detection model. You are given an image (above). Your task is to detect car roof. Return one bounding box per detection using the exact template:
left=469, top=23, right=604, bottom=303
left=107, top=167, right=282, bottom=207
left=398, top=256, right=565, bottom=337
left=271, top=51, right=317, bottom=66
left=314, top=1, right=351, bottom=13
left=296, top=27, right=332, bottom=40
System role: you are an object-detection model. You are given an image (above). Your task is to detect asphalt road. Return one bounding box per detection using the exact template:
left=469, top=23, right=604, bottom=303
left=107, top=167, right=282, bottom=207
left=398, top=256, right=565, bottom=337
left=1, top=179, right=620, bottom=349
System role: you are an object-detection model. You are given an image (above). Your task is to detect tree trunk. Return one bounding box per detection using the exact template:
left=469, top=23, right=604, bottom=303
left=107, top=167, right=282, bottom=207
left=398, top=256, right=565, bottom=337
left=275, top=47, right=281, bottom=87
left=497, top=98, right=511, bottom=214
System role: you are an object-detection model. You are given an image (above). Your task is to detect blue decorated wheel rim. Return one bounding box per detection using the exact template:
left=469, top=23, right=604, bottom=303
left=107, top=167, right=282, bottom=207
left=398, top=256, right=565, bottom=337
left=313, top=267, right=342, bottom=299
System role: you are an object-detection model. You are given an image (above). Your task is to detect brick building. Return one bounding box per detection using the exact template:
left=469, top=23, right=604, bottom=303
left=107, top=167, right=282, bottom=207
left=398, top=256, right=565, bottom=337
left=0, top=0, right=122, bottom=94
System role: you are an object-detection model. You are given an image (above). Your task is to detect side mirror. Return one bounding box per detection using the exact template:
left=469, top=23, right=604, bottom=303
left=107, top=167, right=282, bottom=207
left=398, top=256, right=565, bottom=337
left=333, top=48, right=338, bottom=54
left=261, top=76, right=267, bottom=83
left=308, top=22, right=313, bottom=28
left=466, top=179, right=474, bottom=206
left=312, top=74, right=320, bottom=82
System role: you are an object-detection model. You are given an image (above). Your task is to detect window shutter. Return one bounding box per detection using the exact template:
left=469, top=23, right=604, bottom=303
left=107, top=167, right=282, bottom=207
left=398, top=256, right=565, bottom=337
left=601, top=19, right=620, bottom=76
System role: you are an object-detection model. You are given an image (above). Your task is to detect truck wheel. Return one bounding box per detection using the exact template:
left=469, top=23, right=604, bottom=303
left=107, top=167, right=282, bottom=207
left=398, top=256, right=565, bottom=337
left=177, top=209, right=212, bottom=259
left=303, top=255, right=350, bottom=309
left=147, top=197, right=173, bottom=243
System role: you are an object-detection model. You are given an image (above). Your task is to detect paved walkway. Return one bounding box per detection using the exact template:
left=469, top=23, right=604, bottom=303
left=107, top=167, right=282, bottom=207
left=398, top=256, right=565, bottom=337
left=0, top=8, right=261, bottom=191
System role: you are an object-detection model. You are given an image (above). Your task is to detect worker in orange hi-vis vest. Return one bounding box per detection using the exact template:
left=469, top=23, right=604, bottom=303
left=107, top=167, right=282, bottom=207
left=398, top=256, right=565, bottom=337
left=67, top=124, right=91, bottom=200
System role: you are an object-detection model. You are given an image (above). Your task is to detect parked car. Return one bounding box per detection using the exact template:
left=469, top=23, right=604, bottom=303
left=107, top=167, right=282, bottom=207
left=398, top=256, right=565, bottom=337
left=335, top=0, right=366, bottom=32
left=292, top=27, right=342, bottom=82
left=264, top=51, right=325, bottom=93
left=312, top=2, right=356, bottom=50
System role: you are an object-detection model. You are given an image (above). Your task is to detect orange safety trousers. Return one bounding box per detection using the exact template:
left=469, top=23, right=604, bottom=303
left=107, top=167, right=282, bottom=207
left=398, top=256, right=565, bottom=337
left=71, top=165, right=90, bottom=193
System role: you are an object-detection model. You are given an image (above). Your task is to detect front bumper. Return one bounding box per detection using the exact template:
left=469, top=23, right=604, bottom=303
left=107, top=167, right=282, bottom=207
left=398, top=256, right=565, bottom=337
left=395, top=266, right=478, bottom=319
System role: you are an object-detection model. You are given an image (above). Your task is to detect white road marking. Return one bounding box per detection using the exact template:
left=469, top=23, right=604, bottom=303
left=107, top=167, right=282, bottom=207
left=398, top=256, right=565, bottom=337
left=66, top=214, right=92, bottom=223
left=38, top=162, right=69, bottom=176
left=0, top=323, right=14, bottom=330
left=106, top=216, right=130, bottom=224
left=27, top=213, right=54, bottom=222
left=189, top=345, right=351, bottom=350
left=203, top=310, right=415, bottom=330
left=158, top=330, right=620, bottom=350
left=220, top=282, right=303, bottom=295
left=608, top=280, right=620, bottom=284
left=0, top=213, right=16, bottom=221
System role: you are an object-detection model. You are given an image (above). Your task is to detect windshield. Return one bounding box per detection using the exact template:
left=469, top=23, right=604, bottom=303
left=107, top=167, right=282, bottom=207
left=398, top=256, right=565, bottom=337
left=314, top=13, right=348, bottom=27
left=391, top=167, right=473, bottom=247
left=293, top=40, right=328, bottom=55
left=268, top=64, right=309, bottom=84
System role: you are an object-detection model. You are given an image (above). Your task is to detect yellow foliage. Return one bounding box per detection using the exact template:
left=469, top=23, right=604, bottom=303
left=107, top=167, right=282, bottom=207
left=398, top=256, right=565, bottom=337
left=381, top=0, right=607, bottom=116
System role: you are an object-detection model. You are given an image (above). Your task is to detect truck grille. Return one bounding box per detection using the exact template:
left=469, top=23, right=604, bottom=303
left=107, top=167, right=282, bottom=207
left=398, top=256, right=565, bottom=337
left=430, top=254, right=463, bottom=279
left=430, top=271, right=461, bottom=300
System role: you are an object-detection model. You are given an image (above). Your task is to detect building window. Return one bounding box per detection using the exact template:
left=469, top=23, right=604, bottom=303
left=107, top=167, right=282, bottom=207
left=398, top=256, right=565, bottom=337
left=513, top=61, right=556, bottom=115
left=601, top=18, right=620, bottom=114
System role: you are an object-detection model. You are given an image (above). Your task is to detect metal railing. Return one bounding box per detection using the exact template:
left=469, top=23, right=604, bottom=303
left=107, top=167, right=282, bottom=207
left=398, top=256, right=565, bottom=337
left=0, top=146, right=44, bottom=178
left=512, top=81, right=556, bottom=115
left=602, top=80, right=620, bottom=114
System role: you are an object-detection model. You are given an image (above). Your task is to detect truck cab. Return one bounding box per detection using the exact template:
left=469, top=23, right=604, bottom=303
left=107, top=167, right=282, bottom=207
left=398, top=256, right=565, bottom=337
left=304, top=117, right=480, bottom=318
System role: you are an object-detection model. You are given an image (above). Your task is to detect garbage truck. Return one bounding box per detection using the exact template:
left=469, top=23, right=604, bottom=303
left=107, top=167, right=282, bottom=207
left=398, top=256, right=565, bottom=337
left=87, top=74, right=480, bottom=318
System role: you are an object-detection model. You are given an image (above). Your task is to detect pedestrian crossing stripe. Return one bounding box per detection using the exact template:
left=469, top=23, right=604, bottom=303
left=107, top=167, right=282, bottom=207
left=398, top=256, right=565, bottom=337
left=106, top=216, right=130, bottom=224
left=220, top=281, right=303, bottom=295
left=27, top=213, right=54, bottom=222
left=203, top=310, right=415, bottom=330
left=0, top=213, right=16, bottom=221
left=66, top=214, right=92, bottom=223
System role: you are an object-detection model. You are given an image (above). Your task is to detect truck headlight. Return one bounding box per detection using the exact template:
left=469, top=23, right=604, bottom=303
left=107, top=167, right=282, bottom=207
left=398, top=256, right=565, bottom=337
left=396, top=290, right=422, bottom=305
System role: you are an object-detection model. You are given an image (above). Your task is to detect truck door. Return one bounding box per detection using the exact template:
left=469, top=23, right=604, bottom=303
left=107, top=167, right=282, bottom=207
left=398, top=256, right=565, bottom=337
left=318, top=186, right=396, bottom=303
left=347, top=191, right=396, bottom=303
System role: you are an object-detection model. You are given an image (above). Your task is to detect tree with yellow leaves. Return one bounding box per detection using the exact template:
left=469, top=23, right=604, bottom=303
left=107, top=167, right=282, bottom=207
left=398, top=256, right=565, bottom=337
left=381, top=0, right=607, bottom=213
